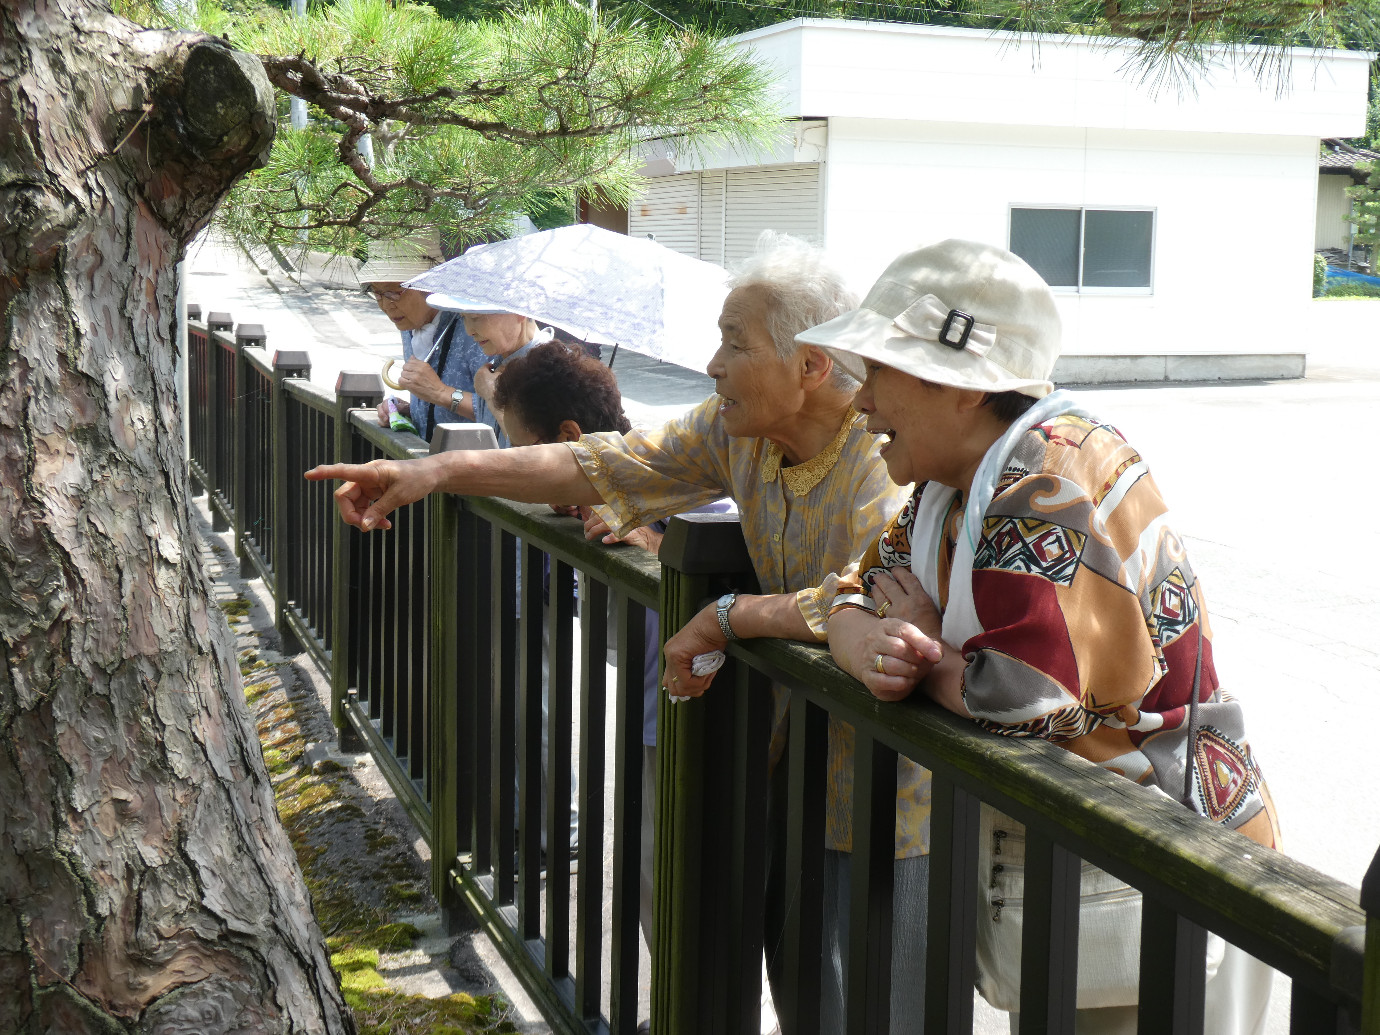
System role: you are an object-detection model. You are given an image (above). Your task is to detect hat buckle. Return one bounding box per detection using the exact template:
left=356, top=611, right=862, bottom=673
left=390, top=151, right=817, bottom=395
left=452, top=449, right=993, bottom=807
left=939, top=309, right=976, bottom=351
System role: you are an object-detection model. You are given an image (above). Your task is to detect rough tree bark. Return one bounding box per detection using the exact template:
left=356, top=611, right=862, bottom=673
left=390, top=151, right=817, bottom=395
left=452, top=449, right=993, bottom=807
left=1, top=3, right=352, bottom=1032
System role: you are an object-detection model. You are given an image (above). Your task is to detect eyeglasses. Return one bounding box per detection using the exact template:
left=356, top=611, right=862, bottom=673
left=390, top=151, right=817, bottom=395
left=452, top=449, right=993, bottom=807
left=368, top=288, right=406, bottom=302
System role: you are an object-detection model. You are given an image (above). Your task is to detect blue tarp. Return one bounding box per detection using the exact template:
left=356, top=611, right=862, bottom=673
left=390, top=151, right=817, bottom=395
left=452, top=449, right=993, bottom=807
left=1325, top=265, right=1380, bottom=286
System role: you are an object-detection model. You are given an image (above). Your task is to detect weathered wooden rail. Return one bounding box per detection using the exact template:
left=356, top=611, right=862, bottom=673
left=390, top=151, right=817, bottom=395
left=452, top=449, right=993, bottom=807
left=184, top=309, right=1379, bottom=1035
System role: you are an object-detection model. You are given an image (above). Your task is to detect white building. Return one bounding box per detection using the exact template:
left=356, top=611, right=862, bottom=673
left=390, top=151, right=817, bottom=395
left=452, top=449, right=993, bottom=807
left=628, top=20, right=1374, bottom=381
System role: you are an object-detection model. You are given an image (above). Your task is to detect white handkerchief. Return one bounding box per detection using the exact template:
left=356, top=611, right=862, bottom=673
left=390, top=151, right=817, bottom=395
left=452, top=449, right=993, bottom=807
left=691, top=651, right=726, bottom=678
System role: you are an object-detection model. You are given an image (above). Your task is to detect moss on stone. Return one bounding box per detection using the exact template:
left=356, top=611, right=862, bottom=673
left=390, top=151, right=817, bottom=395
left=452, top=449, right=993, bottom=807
left=219, top=597, right=252, bottom=619
left=365, top=829, right=399, bottom=853
left=385, top=883, right=424, bottom=907
left=332, top=947, right=381, bottom=971
left=340, top=986, right=518, bottom=1035
left=245, top=608, right=505, bottom=1033
left=373, top=922, right=422, bottom=951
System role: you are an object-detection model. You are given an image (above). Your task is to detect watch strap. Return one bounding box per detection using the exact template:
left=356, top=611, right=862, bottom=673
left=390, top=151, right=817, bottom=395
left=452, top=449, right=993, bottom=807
left=716, top=592, right=739, bottom=642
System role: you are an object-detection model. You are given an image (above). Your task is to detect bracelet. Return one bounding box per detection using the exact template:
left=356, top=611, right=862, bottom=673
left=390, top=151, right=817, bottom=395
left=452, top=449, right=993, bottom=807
left=828, top=602, right=876, bottom=619
left=827, top=593, right=878, bottom=618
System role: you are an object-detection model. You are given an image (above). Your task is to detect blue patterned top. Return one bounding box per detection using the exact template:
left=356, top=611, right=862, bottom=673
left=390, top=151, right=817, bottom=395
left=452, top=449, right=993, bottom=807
left=405, top=312, right=487, bottom=441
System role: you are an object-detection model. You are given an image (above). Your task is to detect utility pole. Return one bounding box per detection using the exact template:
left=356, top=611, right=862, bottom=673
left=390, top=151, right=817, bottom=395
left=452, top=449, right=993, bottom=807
left=290, top=0, right=308, bottom=130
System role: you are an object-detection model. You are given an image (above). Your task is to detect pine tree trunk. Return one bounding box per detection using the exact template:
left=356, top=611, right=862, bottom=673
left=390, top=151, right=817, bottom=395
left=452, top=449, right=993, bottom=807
left=0, top=3, right=352, bottom=1031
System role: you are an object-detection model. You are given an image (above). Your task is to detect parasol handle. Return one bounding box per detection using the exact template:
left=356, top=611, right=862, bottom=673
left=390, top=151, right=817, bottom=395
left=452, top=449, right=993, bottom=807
left=381, top=359, right=404, bottom=390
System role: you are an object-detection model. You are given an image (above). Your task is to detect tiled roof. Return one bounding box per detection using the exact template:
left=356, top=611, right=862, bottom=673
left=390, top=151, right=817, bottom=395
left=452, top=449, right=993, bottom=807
left=1321, top=139, right=1380, bottom=170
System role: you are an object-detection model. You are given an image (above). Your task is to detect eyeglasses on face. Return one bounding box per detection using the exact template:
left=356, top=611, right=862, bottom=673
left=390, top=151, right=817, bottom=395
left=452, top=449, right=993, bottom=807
left=368, top=287, right=406, bottom=302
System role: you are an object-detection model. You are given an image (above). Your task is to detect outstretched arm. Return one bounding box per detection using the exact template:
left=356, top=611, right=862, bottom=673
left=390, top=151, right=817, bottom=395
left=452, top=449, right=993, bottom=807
left=305, top=442, right=601, bottom=531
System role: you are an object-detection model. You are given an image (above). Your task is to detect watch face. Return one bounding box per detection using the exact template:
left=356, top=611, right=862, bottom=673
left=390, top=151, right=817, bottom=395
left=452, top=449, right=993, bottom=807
left=717, top=593, right=735, bottom=609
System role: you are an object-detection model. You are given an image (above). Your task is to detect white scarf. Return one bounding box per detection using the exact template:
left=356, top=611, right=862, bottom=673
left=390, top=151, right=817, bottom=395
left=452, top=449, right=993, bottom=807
left=911, top=389, right=1096, bottom=647
left=407, top=315, right=441, bottom=362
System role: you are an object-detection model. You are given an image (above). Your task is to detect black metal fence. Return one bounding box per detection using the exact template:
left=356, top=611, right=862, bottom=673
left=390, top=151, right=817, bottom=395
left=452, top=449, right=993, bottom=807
left=184, top=310, right=1379, bottom=1035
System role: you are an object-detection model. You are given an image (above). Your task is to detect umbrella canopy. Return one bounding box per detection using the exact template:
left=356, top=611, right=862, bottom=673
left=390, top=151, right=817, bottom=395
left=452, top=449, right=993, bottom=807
left=404, top=224, right=730, bottom=371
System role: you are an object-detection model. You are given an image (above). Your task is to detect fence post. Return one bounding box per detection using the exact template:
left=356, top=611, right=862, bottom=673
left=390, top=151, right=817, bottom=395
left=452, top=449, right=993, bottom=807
left=654, top=513, right=757, bottom=1035
left=270, top=349, right=312, bottom=655
left=330, top=372, right=385, bottom=753
left=205, top=312, right=233, bottom=532
left=1363, top=845, right=1379, bottom=1032
left=233, top=323, right=266, bottom=579
left=427, top=423, right=499, bottom=926
left=186, top=304, right=204, bottom=497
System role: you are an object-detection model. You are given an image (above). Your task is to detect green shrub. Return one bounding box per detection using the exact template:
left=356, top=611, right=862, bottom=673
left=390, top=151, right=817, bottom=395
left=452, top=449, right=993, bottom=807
left=1313, top=253, right=1328, bottom=296
left=1322, top=279, right=1380, bottom=298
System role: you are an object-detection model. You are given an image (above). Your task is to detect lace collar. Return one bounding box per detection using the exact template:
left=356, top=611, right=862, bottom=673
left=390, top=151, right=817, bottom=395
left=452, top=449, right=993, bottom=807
left=761, top=409, right=859, bottom=496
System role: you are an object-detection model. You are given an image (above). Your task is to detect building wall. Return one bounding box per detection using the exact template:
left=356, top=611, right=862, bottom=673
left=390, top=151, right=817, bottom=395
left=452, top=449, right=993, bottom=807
left=628, top=22, right=1372, bottom=358
left=734, top=20, right=1373, bottom=140
left=814, top=118, right=1321, bottom=356
left=1316, top=174, right=1355, bottom=250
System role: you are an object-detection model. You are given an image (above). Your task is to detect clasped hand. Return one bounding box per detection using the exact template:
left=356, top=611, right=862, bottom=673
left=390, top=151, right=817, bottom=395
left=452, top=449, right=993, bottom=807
left=830, top=569, right=944, bottom=702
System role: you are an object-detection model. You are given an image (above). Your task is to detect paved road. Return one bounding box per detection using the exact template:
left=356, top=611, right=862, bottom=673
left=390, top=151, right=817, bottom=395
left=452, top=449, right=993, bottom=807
left=181, top=235, right=713, bottom=427
left=186, top=234, right=1379, bottom=1031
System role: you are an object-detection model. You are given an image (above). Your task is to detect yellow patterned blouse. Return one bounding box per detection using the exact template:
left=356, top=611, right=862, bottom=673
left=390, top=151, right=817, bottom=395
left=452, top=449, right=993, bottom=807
left=567, top=396, right=930, bottom=858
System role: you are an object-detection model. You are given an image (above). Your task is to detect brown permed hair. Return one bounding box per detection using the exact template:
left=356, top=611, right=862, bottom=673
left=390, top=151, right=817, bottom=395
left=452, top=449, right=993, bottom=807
left=492, top=340, right=632, bottom=441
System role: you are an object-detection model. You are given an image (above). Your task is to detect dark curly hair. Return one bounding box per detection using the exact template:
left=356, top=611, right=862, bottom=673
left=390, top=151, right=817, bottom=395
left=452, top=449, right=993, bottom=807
left=492, top=340, right=631, bottom=441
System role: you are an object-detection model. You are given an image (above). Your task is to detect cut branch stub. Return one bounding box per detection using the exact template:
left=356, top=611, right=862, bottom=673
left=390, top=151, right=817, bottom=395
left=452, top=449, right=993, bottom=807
left=179, top=45, right=275, bottom=165
left=145, top=39, right=276, bottom=237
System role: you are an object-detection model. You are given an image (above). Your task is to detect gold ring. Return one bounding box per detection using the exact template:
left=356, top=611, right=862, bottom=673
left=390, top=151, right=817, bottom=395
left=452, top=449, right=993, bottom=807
left=671, top=674, right=680, bottom=683
left=874, top=653, right=886, bottom=674
left=876, top=600, right=891, bottom=618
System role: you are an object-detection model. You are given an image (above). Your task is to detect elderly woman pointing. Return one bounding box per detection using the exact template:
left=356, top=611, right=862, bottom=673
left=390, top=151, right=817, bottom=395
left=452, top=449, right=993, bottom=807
left=308, top=235, right=933, bottom=1032
left=810, top=239, right=1280, bottom=1035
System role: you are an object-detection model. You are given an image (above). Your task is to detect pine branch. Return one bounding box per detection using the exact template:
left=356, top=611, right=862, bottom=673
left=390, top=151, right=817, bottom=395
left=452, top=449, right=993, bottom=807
left=209, top=0, right=781, bottom=253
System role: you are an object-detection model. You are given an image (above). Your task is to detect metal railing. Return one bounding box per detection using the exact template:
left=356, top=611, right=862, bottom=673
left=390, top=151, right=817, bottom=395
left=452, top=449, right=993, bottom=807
left=183, top=312, right=1379, bottom=1035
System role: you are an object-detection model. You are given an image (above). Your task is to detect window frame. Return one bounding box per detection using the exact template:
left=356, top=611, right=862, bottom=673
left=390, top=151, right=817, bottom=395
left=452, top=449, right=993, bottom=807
left=1008, top=204, right=1157, bottom=295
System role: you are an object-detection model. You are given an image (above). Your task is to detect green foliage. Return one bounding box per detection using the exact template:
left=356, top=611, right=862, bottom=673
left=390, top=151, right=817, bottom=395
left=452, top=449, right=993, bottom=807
left=1314, top=251, right=1329, bottom=296
left=114, top=0, right=280, bottom=32
left=599, top=0, right=1380, bottom=62
left=1321, top=277, right=1380, bottom=297
left=202, top=0, right=782, bottom=255
left=1346, top=159, right=1380, bottom=252
left=123, top=0, right=1380, bottom=256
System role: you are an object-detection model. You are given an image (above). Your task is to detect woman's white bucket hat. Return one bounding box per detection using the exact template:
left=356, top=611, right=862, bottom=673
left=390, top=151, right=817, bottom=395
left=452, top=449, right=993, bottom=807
left=796, top=239, right=1062, bottom=399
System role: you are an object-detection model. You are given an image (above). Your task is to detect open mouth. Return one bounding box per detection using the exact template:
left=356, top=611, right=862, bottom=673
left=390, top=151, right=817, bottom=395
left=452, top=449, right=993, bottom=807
left=867, top=424, right=896, bottom=448
left=717, top=392, right=737, bottom=411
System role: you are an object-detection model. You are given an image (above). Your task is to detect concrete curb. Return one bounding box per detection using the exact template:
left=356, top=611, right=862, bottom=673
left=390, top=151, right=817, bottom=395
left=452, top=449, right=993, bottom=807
left=1055, top=352, right=1307, bottom=385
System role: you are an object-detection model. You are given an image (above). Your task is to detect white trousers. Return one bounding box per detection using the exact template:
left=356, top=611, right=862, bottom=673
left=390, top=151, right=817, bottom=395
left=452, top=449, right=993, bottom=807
left=1007, top=943, right=1272, bottom=1035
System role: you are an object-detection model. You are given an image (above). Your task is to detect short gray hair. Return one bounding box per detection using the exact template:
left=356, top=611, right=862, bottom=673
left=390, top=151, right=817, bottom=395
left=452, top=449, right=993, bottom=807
left=727, top=231, right=860, bottom=389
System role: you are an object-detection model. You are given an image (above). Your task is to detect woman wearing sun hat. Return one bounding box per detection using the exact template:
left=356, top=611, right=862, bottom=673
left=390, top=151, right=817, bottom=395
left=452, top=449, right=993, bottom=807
left=357, top=238, right=487, bottom=441
left=419, top=290, right=554, bottom=448
left=803, top=239, right=1280, bottom=1034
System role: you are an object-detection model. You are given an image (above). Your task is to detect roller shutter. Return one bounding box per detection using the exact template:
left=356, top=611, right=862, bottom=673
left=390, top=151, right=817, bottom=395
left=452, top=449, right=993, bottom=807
left=698, top=170, right=726, bottom=265
left=724, top=164, right=821, bottom=262
left=628, top=163, right=821, bottom=262
left=628, top=172, right=700, bottom=254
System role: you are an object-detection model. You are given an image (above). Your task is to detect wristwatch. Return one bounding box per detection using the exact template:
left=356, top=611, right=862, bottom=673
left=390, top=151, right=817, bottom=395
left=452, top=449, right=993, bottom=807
left=450, top=388, right=466, bottom=412
left=715, top=592, right=739, bottom=642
